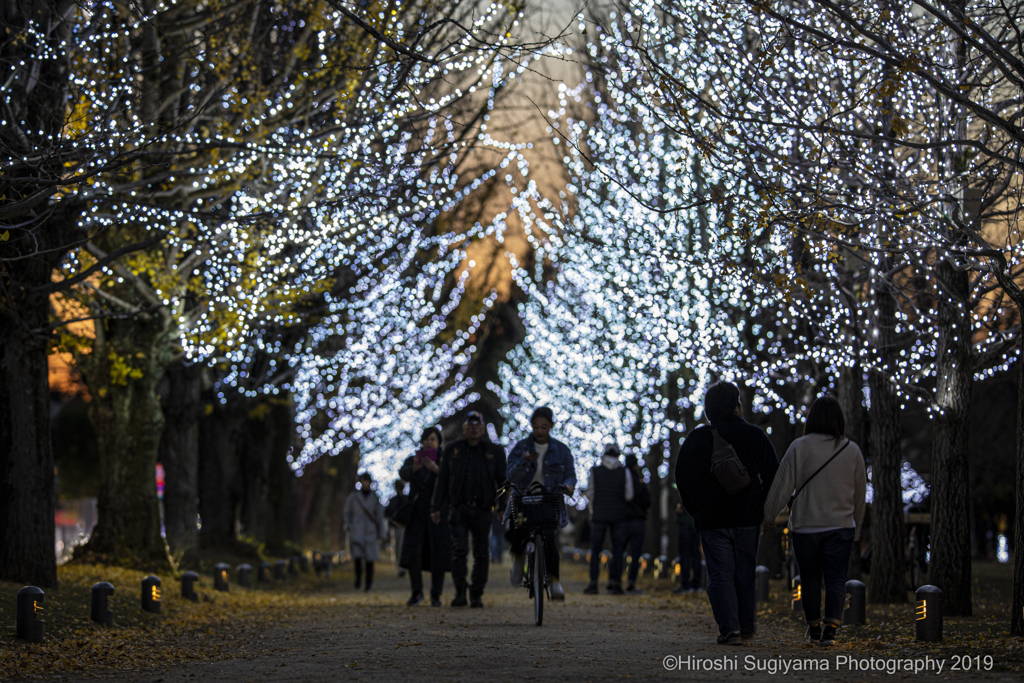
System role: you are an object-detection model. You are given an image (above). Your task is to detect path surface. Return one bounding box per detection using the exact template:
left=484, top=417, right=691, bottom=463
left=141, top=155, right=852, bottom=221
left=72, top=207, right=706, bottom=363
left=49, top=564, right=1024, bottom=683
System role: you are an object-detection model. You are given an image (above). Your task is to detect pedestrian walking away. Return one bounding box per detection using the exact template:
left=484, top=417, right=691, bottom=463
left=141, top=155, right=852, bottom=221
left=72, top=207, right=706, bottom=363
left=431, top=411, right=507, bottom=608
left=385, top=479, right=408, bottom=578
left=622, top=453, right=651, bottom=595
left=673, top=503, right=702, bottom=594
left=583, top=444, right=633, bottom=595
left=675, top=381, right=779, bottom=645
left=763, top=395, right=866, bottom=647
left=506, top=406, right=577, bottom=602
left=398, top=426, right=453, bottom=607
left=344, top=472, right=389, bottom=591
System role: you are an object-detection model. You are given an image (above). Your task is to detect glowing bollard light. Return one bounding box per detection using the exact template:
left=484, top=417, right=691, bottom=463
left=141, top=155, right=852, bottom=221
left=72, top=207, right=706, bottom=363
left=237, top=564, right=253, bottom=588
left=844, top=580, right=866, bottom=625
left=657, top=555, right=670, bottom=579
left=755, top=566, right=770, bottom=604
left=180, top=571, right=199, bottom=602
left=258, top=561, right=272, bottom=582
left=16, top=586, right=44, bottom=643
left=214, top=563, right=230, bottom=592
left=672, top=556, right=681, bottom=585
left=141, top=576, right=161, bottom=614
left=641, top=553, right=653, bottom=578
left=791, top=575, right=802, bottom=617
left=274, top=559, right=287, bottom=580
left=288, top=557, right=300, bottom=576
left=299, top=555, right=310, bottom=573
left=915, top=585, right=942, bottom=642
left=90, top=582, right=114, bottom=626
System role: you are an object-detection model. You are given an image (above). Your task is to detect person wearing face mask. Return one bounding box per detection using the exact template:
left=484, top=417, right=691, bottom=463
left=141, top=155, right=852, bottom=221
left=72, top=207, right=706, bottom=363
left=344, top=471, right=388, bottom=591
left=430, top=411, right=507, bottom=608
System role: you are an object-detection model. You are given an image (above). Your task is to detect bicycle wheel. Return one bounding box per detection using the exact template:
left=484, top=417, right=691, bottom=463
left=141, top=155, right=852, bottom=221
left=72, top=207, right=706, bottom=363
left=533, top=532, right=545, bottom=626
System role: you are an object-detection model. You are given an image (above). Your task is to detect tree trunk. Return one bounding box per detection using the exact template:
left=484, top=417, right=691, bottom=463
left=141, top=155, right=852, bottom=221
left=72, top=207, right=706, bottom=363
left=78, top=317, right=171, bottom=566
left=929, top=263, right=974, bottom=615
left=867, top=279, right=907, bottom=603
left=198, top=401, right=244, bottom=547
left=265, top=399, right=298, bottom=555
left=239, top=402, right=275, bottom=543
left=159, top=360, right=202, bottom=556
left=1013, top=351, right=1024, bottom=636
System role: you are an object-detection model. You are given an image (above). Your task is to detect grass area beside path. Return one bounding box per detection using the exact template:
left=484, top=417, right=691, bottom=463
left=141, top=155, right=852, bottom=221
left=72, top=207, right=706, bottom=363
left=0, top=562, right=355, bottom=680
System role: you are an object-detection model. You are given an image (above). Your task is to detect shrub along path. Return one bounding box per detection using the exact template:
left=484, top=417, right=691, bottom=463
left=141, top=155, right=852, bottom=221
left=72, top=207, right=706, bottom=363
left=2, top=561, right=1022, bottom=681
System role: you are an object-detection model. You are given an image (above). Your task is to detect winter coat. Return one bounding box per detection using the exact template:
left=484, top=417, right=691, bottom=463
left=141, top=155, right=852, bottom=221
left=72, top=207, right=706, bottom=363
left=505, top=435, right=577, bottom=530
left=397, top=455, right=452, bottom=572
left=344, top=490, right=388, bottom=561
left=675, top=414, right=780, bottom=531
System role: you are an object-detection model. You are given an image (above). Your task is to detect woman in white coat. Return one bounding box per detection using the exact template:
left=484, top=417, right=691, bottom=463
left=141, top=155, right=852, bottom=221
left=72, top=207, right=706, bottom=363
left=345, top=472, right=388, bottom=591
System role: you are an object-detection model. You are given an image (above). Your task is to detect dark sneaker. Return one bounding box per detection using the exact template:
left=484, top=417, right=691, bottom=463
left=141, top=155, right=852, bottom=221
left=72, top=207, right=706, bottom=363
left=430, top=597, right=442, bottom=607
left=354, top=579, right=361, bottom=589
left=806, top=623, right=822, bottom=643
left=608, top=584, right=625, bottom=595
left=717, top=632, right=743, bottom=646
left=672, top=584, right=687, bottom=595
left=407, top=592, right=425, bottom=607
left=819, top=624, right=838, bottom=646
left=451, top=594, right=468, bottom=607
left=625, top=585, right=644, bottom=596
left=550, top=581, right=565, bottom=601
left=470, top=596, right=484, bottom=608
left=583, top=582, right=599, bottom=595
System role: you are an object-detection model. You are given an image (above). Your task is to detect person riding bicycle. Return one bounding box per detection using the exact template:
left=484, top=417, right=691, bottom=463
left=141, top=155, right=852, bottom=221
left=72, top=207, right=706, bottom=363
left=505, top=406, right=577, bottom=601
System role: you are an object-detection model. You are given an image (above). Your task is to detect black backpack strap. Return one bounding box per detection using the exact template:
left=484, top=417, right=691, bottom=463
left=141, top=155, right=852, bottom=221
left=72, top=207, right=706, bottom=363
left=791, top=439, right=851, bottom=504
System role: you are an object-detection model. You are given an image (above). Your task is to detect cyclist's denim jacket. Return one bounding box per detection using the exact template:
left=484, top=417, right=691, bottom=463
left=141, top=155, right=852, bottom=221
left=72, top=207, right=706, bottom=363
left=504, top=436, right=577, bottom=530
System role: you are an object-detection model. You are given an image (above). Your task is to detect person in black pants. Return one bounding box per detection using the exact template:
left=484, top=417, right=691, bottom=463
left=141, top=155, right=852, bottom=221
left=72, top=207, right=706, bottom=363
left=398, top=426, right=452, bottom=606
left=584, top=444, right=633, bottom=595
left=673, top=503, right=703, bottom=594
left=623, top=454, right=651, bottom=595
left=431, top=411, right=507, bottom=608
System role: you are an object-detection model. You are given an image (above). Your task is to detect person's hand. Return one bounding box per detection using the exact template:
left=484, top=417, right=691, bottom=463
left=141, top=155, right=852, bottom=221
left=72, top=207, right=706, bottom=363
left=676, top=504, right=685, bottom=514
left=563, top=485, right=574, bottom=497
left=425, top=459, right=439, bottom=474
left=430, top=511, right=441, bottom=524
left=524, top=450, right=539, bottom=462
left=412, top=458, right=423, bottom=472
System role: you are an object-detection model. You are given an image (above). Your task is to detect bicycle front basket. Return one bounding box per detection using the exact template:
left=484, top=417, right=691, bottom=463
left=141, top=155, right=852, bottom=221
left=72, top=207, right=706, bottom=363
left=512, top=491, right=562, bottom=530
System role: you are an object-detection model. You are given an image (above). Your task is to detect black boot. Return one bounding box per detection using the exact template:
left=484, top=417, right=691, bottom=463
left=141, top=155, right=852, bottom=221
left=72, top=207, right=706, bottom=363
left=354, top=558, right=363, bottom=589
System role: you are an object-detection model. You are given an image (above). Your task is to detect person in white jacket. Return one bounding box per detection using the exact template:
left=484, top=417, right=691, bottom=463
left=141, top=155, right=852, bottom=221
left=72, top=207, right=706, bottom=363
left=763, top=395, right=866, bottom=647
left=345, top=472, right=389, bottom=591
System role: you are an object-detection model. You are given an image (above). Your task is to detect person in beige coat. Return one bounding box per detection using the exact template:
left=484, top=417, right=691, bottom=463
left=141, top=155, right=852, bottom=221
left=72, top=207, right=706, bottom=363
left=764, top=395, right=866, bottom=647
left=345, top=472, right=388, bottom=591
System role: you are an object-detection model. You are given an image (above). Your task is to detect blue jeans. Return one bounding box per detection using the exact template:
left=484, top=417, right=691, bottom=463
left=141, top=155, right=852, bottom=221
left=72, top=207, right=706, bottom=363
left=791, top=528, right=855, bottom=625
left=590, top=521, right=628, bottom=584
left=700, top=526, right=760, bottom=637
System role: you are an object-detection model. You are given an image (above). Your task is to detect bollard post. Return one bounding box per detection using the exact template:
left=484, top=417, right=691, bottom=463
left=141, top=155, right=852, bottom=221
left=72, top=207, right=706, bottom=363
left=312, top=551, right=323, bottom=576
left=141, top=576, right=161, bottom=614
left=791, top=575, right=802, bottom=618
left=214, top=563, right=230, bottom=592
left=844, top=580, right=866, bottom=625
left=700, top=559, right=708, bottom=590
left=258, top=561, right=272, bottom=582
left=755, top=566, right=770, bottom=604
left=16, top=587, right=45, bottom=643
left=657, top=555, right=670, bottom=579
left=237, top=564, right=252, bottom=588
left=641, top=553, right=653, bottom=578
left=180, top=571, right=199, bottom=602
left=323, top=552, right=333, bottom=578
left=299, top=555, right=309, bottom=573
left=90, top=582, right=114, bottom=626
left=672, top=556, right=681, bottom=584
left=915, top=585, right=942, bottom=642
left=274, top=559, right=287, bottom=580
left=288, top=556, right=300, bottom=576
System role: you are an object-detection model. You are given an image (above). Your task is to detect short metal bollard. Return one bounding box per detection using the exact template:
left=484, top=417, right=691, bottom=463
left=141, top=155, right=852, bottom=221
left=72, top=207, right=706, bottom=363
left=274, top=559, right=287, bottom=580
left=844, top=580, right=866, bottom=625
left=700, top=559, right=708, bottom=590
left=641, top=553, right=654, bottom=577
left=755, top=565, right=770, bottom=603
left=672, top=556, right=681, bottom=584
left=237, top=564, right=253, bottom=588
left=299, top=555, right=309, bottom=573
left=322, top=553, right=333, bottom=578
left=91, top=582, right=114, bottom=626
left=657, top=555, right=670, bottom=579
left=16, top=586, right=44, bottom=642
left=141, top=575, right=161, bottom=614
left=214, top=563, right=230, bottom=592
left=791, top=575, right=802, bottom=617
left=288, top=556, right=300, bottom=576
left=258, top=561, right=272, bottom=582
left=180, top=571, right=199, bottom=602
left=915, top=585, right=942, bottom=642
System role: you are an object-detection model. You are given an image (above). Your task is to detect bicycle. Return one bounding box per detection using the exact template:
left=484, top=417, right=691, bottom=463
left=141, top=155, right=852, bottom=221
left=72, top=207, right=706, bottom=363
left=504, top=481, right=564, bottom=626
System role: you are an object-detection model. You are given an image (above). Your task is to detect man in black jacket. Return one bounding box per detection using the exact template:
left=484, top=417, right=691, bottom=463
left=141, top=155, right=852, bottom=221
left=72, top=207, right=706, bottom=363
left=675, top=382, right=779, bottom=645
left=583, top=444, right=633, bottom=595
left=623, top=453, right=651, bottom=595
left=430, top=411, right=506, bottom=607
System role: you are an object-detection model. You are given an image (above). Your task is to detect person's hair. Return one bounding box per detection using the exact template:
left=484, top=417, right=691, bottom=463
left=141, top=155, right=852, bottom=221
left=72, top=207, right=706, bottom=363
left=358, top=471, right=372, bottom=481
left=704, top=381, right=741, bottom=424
left=421, top=425, right=443, bottom=447
left=531, top=406, right=554, bottom=424
left=625, top=454, right=639, bottom=470
left=804, top=395, right=845, bottom=445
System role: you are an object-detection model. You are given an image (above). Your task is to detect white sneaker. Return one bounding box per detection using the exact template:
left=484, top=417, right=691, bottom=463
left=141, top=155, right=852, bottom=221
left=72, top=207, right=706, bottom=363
left=550, top=580, right=565, bottom=601
left=510, top=553, right=525, bottom=587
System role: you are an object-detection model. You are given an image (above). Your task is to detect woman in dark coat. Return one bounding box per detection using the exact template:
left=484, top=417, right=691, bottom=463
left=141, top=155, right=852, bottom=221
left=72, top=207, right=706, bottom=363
left=398, top=426, right=452, bottom=606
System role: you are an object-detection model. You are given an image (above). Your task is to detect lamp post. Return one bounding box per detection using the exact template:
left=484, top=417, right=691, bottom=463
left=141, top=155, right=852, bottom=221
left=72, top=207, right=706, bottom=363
left=238, top=564, right=253, bottom=588
left=180, top=571, right=199, bottom=602
left=755, top=566, right=770, bottom=604
left=214, top=563, right=230, bottom=592
left=16, top=587, right=44, bottom=643
left=844, top=580, right=866, bottom=625
left=258, top=561, right=272, bottom=582
left=915, top=585, right=942, bottom=642
left=141, top=576, right=161, bottom=614
left=791, top=575, right=802, bottom=618
left=274, top=559, right=287, bottom=580
left=90, top=582, right=114, bottom=626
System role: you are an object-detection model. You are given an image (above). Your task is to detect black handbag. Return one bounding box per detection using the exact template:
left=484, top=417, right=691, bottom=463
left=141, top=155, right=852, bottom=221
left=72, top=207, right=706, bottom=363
left=387, top=493, right=418, bottom=529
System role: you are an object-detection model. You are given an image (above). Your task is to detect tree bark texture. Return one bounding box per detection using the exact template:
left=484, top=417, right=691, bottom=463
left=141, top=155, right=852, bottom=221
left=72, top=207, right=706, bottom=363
left=929, top=262, right=974, bottom=616
left=198, top=402, right=244, bottom=547
left=1012, top=355, right=1024, bottom=636
left=159, top=360, right=202, bottom=556
left=0, top=0, right=79, bottom=588
left=78, top=317, right=172, bottom=566
left=867, top=278, right=908, bottom=604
